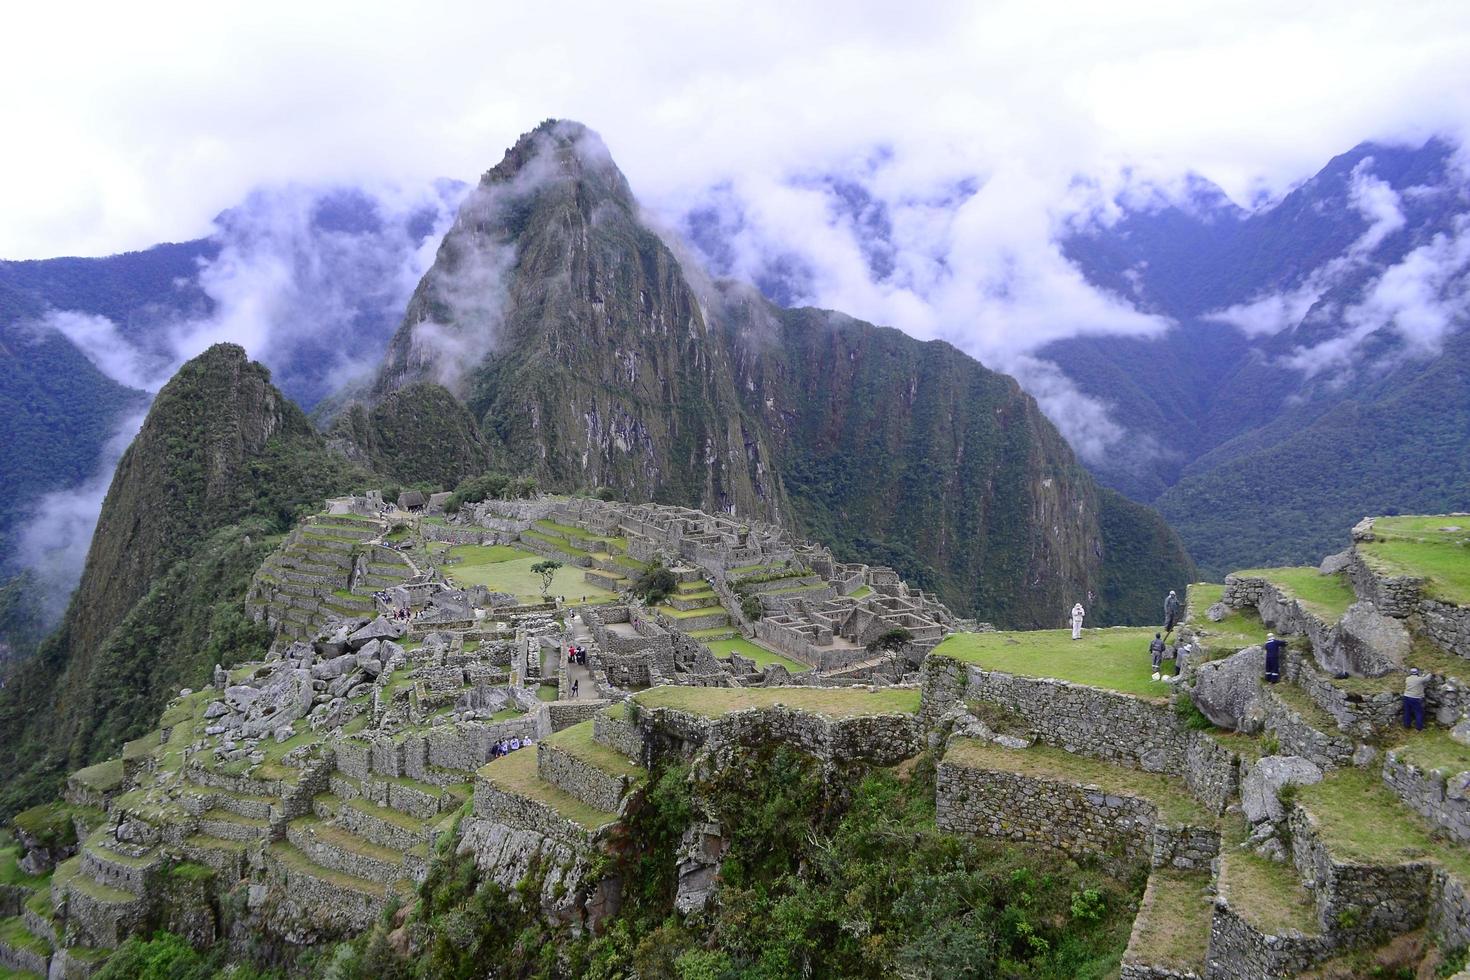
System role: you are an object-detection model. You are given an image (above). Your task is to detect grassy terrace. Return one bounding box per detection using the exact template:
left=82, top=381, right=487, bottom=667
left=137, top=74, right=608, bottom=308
left=446, top=544, right=615, bottom=603
left=1296, top=768, right=1470, bottom=882
left=932, top=628, right=1165, bottom=700
left=1126, top=870, right=1212, bottom=974
left=267, top=841, right=385, bottom=897
left=69, top=758, right=125, bottom=794
left=656, top=603, right=725, bottom=619
left=634, top=685, right=920, bottom=719
left=703, top=636, right=810, bottom=673
left=1360, top=515, right=1470, bottom=605
left=1185, top=583, right=1270, bottom=655
left=1220, top=847, right=1319, bottom=936
left=1392, top=727, right=1470, bottom=775
left=943, top=738, right=1210, bottom=825
left=0, top=916, right=50, bottom=956
left=545, top=721, right=644, bottom=780
left=477, top=748, right=616, bottom=830
left=1230, top=566, right=1356, bottom=621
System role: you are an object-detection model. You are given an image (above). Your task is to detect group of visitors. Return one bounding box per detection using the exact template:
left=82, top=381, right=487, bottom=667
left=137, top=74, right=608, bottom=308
left=489, top=736, right=532, bottom=759
left=1147, top=633, right=1192, bottom=681
left=567, top=644, right=589, bottom=666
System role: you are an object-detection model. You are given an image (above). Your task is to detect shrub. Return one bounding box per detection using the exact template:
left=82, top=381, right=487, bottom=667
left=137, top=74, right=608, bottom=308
left=632, top=565, right=677, bottom=607
left=740, top=594, right=763, bottom=622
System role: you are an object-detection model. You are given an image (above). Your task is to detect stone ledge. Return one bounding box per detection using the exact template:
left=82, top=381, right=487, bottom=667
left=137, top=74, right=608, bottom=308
left=1383, top=750, right=1470, bottom=845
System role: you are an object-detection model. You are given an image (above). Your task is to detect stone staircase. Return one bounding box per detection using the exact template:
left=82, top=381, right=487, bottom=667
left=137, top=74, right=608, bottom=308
left=248, top=515, right=412, bottom=641
left=657, top=580, right=730, bottom=633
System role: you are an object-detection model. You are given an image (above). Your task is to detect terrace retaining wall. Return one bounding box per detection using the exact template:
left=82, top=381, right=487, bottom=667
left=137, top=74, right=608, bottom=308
left=1382, top=750, right=1470, bottom=845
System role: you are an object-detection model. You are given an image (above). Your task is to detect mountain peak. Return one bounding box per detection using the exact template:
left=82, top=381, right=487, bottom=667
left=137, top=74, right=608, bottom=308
left=479, top=118, right=629, bottom=204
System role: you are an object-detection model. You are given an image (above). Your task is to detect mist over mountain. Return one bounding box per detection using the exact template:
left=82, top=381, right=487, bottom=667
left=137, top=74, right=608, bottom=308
left=0, top=180, right=463, bottom=639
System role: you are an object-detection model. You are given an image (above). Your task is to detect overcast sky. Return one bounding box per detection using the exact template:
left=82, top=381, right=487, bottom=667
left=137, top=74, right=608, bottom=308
left=5, top=0, right=1469, bottom=261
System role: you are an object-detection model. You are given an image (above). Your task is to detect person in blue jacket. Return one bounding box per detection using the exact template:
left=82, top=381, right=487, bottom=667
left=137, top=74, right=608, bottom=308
left=1263, top=632, right=1286, bottom=683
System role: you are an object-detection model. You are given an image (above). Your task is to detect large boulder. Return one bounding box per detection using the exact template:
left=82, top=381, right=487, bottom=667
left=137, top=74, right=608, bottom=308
left=1192, top=646, right=1267, bottom=733
left=311, top=652, right=357, bottom=681
left=1335, top=601, right=1411, bottom=676
left=348, top=616, right=403, bottom=649
left=1241, top=755, right=1323, bottom=825
left=1319, top=550, right=1353, bottom=575
left=240, top=668, right=315, bottom=737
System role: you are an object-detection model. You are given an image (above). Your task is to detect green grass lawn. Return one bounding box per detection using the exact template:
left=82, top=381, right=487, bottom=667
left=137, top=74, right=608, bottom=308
left=932, top=628, right=1167, bottom=700
left=1391, top=727, right=1470, bottom=776
left=537, top=683, right=560, bottom=702
left=477, top=748, right=616, bottom=830
left=656, top=603, right=726, bottom=619
left=446, top=545, right=615, bottom=603
left=1360, top=516, right=1470, bottom=605
left=847, top=584, right=873, bottom=599
left=1296, top=768, right=1470, bottom=882
left=1219, top=847, right=1319, bottom=936
left=944, top=737, right=1209, bottom=824
left=1126, top=869, right=1213, bottom=974
left=703, top=636, right=810, bottom=673
left=1229, top=567, right=1357, bottom=621
left=545, top=721, right=645, bottom=779
left=1185, top=583, right=1270, bottom=656
left=635, top=685, right=919, bottom=719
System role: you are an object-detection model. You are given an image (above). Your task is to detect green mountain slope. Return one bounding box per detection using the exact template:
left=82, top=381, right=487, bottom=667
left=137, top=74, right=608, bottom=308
left=0, top=343, right=367, bottom=817
left=351, top=121, right=1193, bottom=626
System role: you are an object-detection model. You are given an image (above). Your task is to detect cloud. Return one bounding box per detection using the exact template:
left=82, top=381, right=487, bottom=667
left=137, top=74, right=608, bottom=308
left=1203, top=158, right=1408, bottom=336
left=1284, top=212, right=1470, bottom=377
left=15, top=409, right=147, bottom=623
left=14, top=180, right=460, bottom=615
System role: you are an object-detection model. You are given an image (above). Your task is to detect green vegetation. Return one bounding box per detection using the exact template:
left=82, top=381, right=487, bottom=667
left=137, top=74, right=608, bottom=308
left=96, top=929, right=282, bottom=979
left=1125, top=870, right=1213, bottom=974
left=629, top=564, right=677, bottom=606
left=1185, top=582, right=1270, bottom=655
left=545, top=721, right=644, bottom=781
left=1230, top=567, right=1356, bottom=621
left=1219, top=848, right=1319, bottom=936
left=477, top=748, right=617, bottom=830
left=536, top=683, right=560, bottom=703
left=444, top=471, right=540, bottom=514
left=530, top=560, right=563, bottom=598
left=335, top=744, right=1140, bottom=979
left=1360, top=517, right=1470, bottom=605
left=866, top=626, right=914, bottom=654
left=944, top=738, right=1209, bottom=824
left=445, top=545, right=614, bottom=604
left=933, top=628, right=1167, bottom=700
left=703, top=636, right=810, bottom=673
left=634, top=684, right=919, bottom=718
left=1393, top=728, right=1470, bottom=776
left=12, top=801, right=80, bottom=851
left=1296, top=768, right=1470, bottom=882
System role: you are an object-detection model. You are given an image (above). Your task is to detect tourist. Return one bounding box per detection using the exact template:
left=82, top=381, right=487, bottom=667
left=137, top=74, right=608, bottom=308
left=571, top=678, right=579, bottom=697
left=1263, top=633, right=1285, bottom=684
left=1070, top=602, right=1085, bottom=640
left=1149, top=633, right=1166, bottom=681
left=1174, top=641, right=1191, bottom=677
left=510, top=737, right=521, bottom=751
left=1163, top=590, right=1181, bottom=636
left=1403, top=668, right=1429, bottom=731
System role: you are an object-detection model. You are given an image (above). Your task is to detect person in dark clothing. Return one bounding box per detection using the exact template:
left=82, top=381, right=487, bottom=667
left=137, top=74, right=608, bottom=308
left=1163, top=590, right=1181, bottom=635
left=1403, top=668, right=1429, bottom=730
left=1149, top=633, right=1166, bottom=681
left=1263, top=633, right=1285, bottom=683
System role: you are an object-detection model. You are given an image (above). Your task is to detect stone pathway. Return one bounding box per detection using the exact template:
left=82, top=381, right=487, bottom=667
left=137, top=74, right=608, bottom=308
left=567, top=615, right=599, bottom=700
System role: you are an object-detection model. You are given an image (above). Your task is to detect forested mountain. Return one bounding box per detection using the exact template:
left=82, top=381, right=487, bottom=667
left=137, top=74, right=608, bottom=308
left=1050, top=138, right=1470, bottom=574
left=0, top=344, right=367, bottom=815
left=346, top=120, right=1193, bottom=627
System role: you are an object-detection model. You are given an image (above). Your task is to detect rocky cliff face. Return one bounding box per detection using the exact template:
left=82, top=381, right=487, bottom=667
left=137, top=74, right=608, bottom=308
left=347, top=120, right=1193, bottom=626
left=0, top=344, right=365, bottom=816
left=372, top=120, right=785, bottom=520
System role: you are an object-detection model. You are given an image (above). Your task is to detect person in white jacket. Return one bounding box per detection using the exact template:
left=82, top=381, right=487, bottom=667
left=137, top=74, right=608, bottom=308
left=1070, top=602, right=1085, bottom=640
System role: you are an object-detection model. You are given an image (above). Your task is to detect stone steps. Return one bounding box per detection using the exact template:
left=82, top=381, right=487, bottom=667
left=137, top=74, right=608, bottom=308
left=335, top=797, right=435, bottom=853
left=666, top=591, right=718, bottom=612
left=285, top=817, right=406, bottom=884
left=178, top=834, right=249, bottom=880
left=181, top=781, right=278, bottom=821
left=79, top=834, right=159, bottom=896
left=197, top=809, right=270, bottom=842
left=0, top=915, right=51, bottom=977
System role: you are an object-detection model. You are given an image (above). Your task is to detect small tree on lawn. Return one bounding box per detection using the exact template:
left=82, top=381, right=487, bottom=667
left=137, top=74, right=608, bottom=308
left=531, top=560, right=562, bottom=598
left=866, top=627, right=913, bottom=655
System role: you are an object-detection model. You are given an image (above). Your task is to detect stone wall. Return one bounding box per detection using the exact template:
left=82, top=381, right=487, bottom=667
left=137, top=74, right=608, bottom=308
left=1288, top=803, right=1432, bottom=940
left=1287, top=657, right=1399, bottom=739
left=548, top=700, right=610, bottom=732
left=536, top=744, right=629, bottom=814
left=1260, top=688, right=1355, bottom=769
left=1347, top=549, right=1422, bottom=618
left=1429, top=869, right=1470, bottom=950
left=1382, top=750, right=1470, bottom=844
left=1203, top=901, right=1335, bottom=980
left=472, top=780, right=592, bottom=848
left=1419, top=598, right=1470, bottom=660
left=638, top=703, right=922, bottom=768
left=935, top=761, right=1217, bottom=874
left=1184, top=732, right=1240, bottom=815
left=923, top=656, right=1194, bottom=775
left=593, top=711, right=644, bottom=761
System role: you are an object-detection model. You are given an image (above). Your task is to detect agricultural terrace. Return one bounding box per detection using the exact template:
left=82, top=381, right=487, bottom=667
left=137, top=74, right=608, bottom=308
left=444, top=544, right=616, bottom=603
left=931, top=627, right=1166, bottom=699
